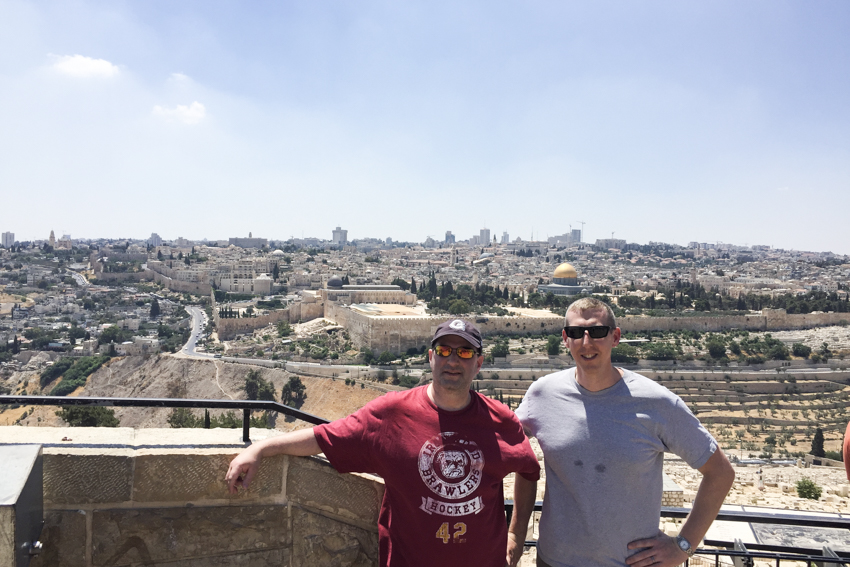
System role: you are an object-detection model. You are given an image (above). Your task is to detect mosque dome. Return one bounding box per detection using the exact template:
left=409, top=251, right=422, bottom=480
left=327, top=275, right=344, bottom=288
left=271, top=249, right=285, bottom=256
left=553, top=263, right=578, bottom=279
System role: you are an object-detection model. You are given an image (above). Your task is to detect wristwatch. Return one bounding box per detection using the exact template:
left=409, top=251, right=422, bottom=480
left=675, top=535, right=695, bottom=557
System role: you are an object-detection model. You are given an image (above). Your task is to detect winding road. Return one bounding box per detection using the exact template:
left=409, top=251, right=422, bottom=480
left=181, top=306, right=215, bottom=359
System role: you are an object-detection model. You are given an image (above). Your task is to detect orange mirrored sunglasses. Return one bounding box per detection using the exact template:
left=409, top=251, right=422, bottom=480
left=433, top=345, right=478, bottom=359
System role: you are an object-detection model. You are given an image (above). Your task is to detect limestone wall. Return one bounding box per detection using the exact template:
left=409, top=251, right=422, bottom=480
left=215, top=301, right=325, bottom=340
left=618, top=309, right=850, bottom=333
left=330, top=306, right=850, bottom=355
left=0, top=427, right=382, bottom=567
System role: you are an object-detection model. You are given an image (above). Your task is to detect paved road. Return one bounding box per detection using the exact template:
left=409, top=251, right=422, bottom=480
left=182, top=306, right=215, bottom=359
left=67, top=271, right=89, bottom=287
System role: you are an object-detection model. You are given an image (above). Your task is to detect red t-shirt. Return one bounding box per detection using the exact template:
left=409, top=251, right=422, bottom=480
left=313, top=386, right=540, bottom=567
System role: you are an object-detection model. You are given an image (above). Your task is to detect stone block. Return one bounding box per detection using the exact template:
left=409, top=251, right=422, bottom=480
left=132, top=453, right=284, bottom=503
left=291, top=507, right=378, bottom=567
left=91, top=505, right=289, bottom=566
left=287, top=457, right=382, bottom=525
left=30, top=510, right=87, bottom=567
left=0, top=507, right=12, bottom=567
left=44, top=453, right=132, bottom=504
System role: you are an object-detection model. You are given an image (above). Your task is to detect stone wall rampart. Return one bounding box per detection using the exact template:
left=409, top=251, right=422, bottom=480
left=0, top=427, right=382, bottom=567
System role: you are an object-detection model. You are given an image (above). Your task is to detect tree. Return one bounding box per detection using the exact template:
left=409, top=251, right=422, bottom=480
left=281, top=376, right=306, bottom=407
left=707, top=341, right=726, bottom=359
left=276, top=321, right=292, bottom=337
left=272, top=263, right=280, bottom=280
left=811, top=428, right=825, bottom=457
left=491, top=341, right=509, bottom=358
left=448, top=299, right=471, bottom=314
left=546, top=335, right=561, bottom=356
left=245, top=369, right=276, bottom=401
left=795, top=477, right=822, bottom=500
left=792, top=343, right=812, bottom=358
left=150, top=299, right=161, bottom=319
left=56, top=406, right=119, bottom=427
left=167, top=408, right=204, bottom=428
left=410, top=278, right=417, bottom=293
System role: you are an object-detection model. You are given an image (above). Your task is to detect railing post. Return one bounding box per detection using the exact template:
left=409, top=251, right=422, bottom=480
left=817, top=546, right=847, bottom=567
left=733, top=539, right=754, bottom=567
left=243, top=408, right=250, bottom=442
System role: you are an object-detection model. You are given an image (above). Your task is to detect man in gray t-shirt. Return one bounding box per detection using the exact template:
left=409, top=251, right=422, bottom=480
left=508, top=298, right=735, bottom=567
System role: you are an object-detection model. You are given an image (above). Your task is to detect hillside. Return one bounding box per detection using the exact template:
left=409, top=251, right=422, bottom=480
left=3, top=354, right=385, bottom=431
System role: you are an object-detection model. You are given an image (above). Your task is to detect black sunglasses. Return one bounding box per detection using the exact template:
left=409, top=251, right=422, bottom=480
left=563, top=326, right=611, bottom=340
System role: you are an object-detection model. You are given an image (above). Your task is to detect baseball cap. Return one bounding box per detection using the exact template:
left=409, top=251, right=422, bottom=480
left=431, top=319, right=483, bottom=352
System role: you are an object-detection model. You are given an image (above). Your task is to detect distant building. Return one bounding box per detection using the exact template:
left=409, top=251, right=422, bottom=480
left=57, top=234, right=72, bottom=249
left=1, top=232, right=13, bottom=249
left=332, top=226, right=348, bottom=246
left=229, top=232, right=268, bottom=248
left=49, top=230, right=56, bottom=248
left=501, top=231, right=509, bottom=245
left=148, top=233, right=163, bottom=247
left=175, top=237, right=192, bottom=247
left=480, top=228, right=491, bottom=246
left=595, top=238, right=626, bottom=250
left=445, top=231, right=455, bottom=245
left=537, top=263, right=586, bottom=297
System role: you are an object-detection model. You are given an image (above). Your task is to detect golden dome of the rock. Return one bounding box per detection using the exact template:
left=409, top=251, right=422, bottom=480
left=553, top=262, right=578, bottom=279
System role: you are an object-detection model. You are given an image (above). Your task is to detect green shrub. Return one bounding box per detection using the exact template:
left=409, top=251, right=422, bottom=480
left=40, top=358, right=75, bottom=388
left=55, top=406, right=119, bottom=427
left=795, top=478, right=822, bottom=500
left=49, top=356, right=110, bottom=396
left=399, top=375, right=420, bottom=389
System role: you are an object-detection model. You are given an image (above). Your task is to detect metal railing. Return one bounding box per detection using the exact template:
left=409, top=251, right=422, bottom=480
left=505, top=501, right=850, bottom=566
left=0, top=395, right=329, bottom=442
left=4, top=395, right=849, bottom=565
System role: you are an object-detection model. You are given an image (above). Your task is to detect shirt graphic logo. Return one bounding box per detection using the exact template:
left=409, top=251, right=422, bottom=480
left=418, top=432, right=484, bottom=516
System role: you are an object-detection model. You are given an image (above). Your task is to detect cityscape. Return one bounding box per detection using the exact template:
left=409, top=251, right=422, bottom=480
left=3, top=1, right=850, bottom=565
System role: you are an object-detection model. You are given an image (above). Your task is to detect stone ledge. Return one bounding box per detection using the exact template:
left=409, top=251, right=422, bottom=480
left=288, top=456, right=384, bottom=528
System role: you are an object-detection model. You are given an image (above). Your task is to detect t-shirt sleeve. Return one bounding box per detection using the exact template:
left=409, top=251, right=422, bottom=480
left=514, top=383, right=536, bottom=436
left=660, top=397, right=717, bottom=470
left=499, top=402, right=540, bottom=482
left=313, top=402, right=381, bottom=475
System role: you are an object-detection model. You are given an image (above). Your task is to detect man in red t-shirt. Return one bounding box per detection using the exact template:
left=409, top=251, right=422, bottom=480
left=226, top=319, right=540, bottom=567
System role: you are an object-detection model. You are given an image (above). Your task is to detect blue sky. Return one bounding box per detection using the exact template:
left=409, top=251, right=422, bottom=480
left=1, top=1, right=849, bottom=253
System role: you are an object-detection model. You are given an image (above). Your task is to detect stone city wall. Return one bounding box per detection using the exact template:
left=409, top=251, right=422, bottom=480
left=150, top=269, right=212, bottom=295
left=148, top=261, right=212, bottom=295
left=326, top=305, right=564, bottom=354
left=331, top=306, right=850, bottom=355
left=92, top=270, right=151, bottom=283
left=1, top=427, right=382, bottom=567
left=618, top=309, right=850, bottom=333
left=215, top=302, right=325, bottom=340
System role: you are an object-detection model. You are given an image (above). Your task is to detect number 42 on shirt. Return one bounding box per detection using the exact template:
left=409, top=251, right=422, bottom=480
left=436, top=522, right=467, bottom=544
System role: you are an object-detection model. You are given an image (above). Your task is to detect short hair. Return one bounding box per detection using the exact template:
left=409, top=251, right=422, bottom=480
left=565, top=297, right=617, bottom=328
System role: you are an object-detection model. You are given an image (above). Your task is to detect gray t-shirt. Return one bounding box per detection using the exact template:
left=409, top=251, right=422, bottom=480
left=516, top=368, right=716, bottom=567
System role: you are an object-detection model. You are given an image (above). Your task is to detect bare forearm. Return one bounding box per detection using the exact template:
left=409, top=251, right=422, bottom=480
left=680, top=450, right=735, bottom=546
left=509, top=474, right=538, bottom=538
left=254, top=427, right=322, bottom=458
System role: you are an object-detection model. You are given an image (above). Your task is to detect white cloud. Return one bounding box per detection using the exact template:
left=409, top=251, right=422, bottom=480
left=169, top=73, right=189, bottom=82
left=52, top=54, right=119, bottom=78
left=151, top=101, right=206, bottom=125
